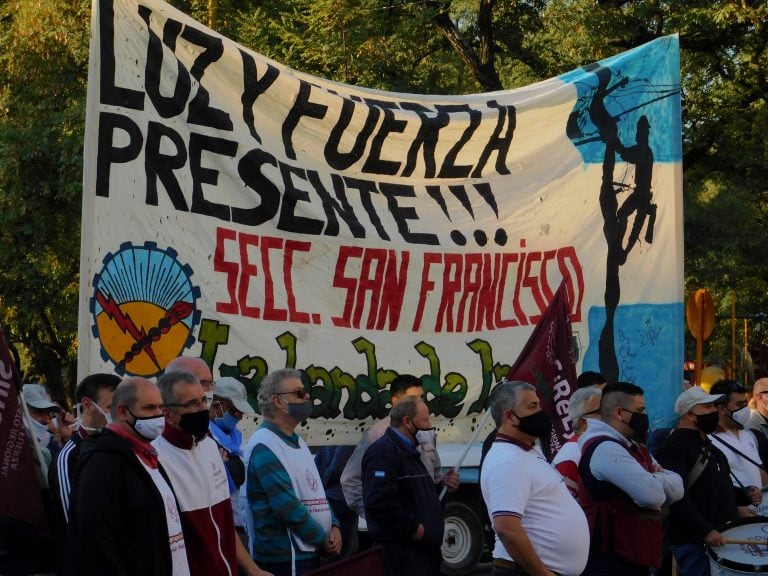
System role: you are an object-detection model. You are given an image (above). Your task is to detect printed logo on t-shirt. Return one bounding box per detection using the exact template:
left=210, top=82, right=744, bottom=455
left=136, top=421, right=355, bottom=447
left=165, top=493, right=180, bottom=525
left=305, top=467, right=319, bottom=492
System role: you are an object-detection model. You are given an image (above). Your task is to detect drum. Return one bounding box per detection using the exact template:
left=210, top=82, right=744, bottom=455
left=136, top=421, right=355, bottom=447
left=709, top=517, right=768, bottom=575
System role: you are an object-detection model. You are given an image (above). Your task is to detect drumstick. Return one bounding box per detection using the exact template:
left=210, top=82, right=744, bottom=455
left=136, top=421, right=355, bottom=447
left=723, top=538, right=768, bottom=546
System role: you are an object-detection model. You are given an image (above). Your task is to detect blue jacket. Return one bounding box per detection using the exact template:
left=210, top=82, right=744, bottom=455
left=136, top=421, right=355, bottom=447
left=362, top=427, right=443, bottom=550
left=314, top=445, right=355, bottom=502
left=209, top=420, right=244, bottom=493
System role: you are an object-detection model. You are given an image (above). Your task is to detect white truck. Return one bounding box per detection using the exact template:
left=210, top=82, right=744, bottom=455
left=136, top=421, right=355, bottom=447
left=436, top=442, right=491, bottom=575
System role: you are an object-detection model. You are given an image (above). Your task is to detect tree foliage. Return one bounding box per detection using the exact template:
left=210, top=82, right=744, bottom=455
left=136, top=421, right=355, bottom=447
left=0, top=0, right=90, bottom=402
left=2, top=0, right=767, bottom=400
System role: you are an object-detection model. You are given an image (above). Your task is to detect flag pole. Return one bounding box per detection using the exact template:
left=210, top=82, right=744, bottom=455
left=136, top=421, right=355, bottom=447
left=439, top=379, right=505, bottom=501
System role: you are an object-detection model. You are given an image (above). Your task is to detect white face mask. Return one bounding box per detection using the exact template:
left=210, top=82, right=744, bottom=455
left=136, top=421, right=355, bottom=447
left=130, top=412, right=165, bottom=441
left=94, top=402, right=113, bottom=425
left=414, top=427, right=436, bottom=446
left=81, top=401, right=112, bottom=432
left=731, top=406, right=750, bottom=427
left=204, top=390, right=215, bottom=406
left=31, top=418, right=52, bottom=446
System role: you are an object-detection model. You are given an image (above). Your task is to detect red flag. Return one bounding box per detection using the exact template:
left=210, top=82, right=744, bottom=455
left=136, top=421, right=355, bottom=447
left=507, top=280, right=578, bottom=457
left=0, top=328, right=48, bottom=535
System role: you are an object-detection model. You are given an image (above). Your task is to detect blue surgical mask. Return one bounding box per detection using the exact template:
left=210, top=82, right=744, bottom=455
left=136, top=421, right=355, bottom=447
left=215, top=411, right=239, bottom=433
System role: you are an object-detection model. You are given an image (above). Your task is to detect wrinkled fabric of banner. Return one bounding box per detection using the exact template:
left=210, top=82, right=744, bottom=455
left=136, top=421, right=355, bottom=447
left=79, top=0, right=683, bottom=443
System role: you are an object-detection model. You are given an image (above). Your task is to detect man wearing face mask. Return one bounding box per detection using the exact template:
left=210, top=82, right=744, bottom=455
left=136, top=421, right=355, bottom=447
left=245, top=368, right=341, bottom=576
left=481, top=380, right=589, bottom=576
left=48, top=373, right=120, bottom=565
left=745, top=377, right=768, bottom=462
left=166, top=355, right=216, bottom=406
left=655, top=386, right=749, bottom=576
left=578, top=382, right=683, bottom=576
left=551, top=386, right=602, bottom=498
left=708, top=379, right=766, bottom=509
left=209, top=376, right=255, bottom=539
left=362, top=396, right=448, bottom=576
left=341, top=374, right=455, bottom=520
left=21, top=383, right=71, bottom=468
left=153, top=371, right=270, bottom=576
left=68, top=376, right=190, bottom=576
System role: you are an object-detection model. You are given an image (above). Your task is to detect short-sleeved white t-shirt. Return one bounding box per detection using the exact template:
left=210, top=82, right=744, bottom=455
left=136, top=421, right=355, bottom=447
left=481, top=440, right=589, bottom=576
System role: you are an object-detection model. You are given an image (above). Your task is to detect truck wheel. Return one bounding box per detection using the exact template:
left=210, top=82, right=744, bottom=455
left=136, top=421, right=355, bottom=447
left=441, top=500, right=483, bottom=575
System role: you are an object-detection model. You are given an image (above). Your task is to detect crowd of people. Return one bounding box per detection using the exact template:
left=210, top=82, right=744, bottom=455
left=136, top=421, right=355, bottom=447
left=8, top=360, right=768, bottom=576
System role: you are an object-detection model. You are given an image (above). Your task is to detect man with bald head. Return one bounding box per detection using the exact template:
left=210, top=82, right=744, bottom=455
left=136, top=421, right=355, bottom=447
left=165, top=356, right=214, bottom=403
left=68, top=377, right=190, bottom=575
left=745, top=377, right=768, bottom=466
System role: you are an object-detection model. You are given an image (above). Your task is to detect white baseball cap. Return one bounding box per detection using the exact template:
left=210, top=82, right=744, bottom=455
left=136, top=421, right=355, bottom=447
left=22, top=383, right=60, bottom=411
left=674, top=386, right=724, bottom=416
left=213, top=377, right=255, bottom=414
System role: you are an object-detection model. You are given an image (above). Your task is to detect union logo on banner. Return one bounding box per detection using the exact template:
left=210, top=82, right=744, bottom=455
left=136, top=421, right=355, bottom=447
left=90, top=242, right=201, bottom=376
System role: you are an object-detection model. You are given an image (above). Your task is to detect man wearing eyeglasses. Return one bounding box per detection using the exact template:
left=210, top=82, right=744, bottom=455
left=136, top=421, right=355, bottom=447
left=153, top=370, right=271, bottom=576
left=745, top=377, right=768, bottom=465
left=165, top=356, right=215, bottom=404
left=244, top=368, right=341, bottom=576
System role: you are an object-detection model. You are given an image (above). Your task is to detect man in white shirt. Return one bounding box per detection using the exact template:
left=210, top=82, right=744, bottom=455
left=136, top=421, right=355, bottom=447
left=481, top=380, right=589, bottom=576
left=709, top=379, right=766, bottom=509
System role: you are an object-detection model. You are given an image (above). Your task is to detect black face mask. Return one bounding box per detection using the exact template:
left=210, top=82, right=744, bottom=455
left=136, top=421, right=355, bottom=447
left=512, top=409, right=552, bottom=438
left=694, top=411, right=719, bottom=435
left=623, top=410, right=650, bottom=443
left=179, top=408, right=210, bottom=440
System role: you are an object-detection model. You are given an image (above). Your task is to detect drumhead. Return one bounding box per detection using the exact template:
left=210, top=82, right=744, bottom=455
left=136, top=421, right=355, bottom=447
left=708, top=517, right=768, bottom=572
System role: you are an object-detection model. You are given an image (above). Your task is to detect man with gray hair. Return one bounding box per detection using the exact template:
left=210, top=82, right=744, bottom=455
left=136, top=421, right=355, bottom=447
left=362, top=395, right=445, bottom=576
left=153, top=371, right=269, bottom=576
left=244, top=368, right=341, bottom=576
left=481, top=380, right=589, bottom=576
left=552, top=386, right=602, bottom=497
left=165, top=356, right=215, bottom=404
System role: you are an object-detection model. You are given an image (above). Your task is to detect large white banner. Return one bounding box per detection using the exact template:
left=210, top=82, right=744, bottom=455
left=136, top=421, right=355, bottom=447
left=79, top=0, right=684, bottom=443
